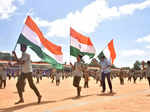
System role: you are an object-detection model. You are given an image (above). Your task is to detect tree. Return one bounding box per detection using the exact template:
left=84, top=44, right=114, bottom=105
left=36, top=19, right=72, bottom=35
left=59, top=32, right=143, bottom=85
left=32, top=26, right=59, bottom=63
left=133, top=60, right=141, bottom=70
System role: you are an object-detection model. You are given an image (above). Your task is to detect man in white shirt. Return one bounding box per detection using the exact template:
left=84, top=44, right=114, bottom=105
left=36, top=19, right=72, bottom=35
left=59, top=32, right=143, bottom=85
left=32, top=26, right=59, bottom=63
left=12, top=44, right=42, bottom=104
left=93, top=56, right=113, bottom=93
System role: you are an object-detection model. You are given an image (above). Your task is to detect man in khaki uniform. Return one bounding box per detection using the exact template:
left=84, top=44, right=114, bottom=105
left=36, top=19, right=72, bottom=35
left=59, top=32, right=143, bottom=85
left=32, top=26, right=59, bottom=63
left=0, top=64, right=7, bottom=88
left=119, top=69, right=124, bottom=85
left=146, top=61, right=150, bottom=87
left=83, top=66, right=89, bottom=88
left=70, top=54, right=84, bottom=97
left=12, top=44, right=42, bottom=104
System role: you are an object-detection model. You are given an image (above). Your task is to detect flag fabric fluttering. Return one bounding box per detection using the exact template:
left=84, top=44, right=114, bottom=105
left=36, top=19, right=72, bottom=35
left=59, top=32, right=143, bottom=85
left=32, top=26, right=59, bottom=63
left=17, top=16, right=63, bottom=69
left=70, top=27, right=96, bottom=58
left=98, top=39, right=116, bottom=64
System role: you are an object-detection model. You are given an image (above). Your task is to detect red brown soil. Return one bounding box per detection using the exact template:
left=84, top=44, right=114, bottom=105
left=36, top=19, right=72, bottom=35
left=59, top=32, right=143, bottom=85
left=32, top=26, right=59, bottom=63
left=0, top=77, right=150, bottom=112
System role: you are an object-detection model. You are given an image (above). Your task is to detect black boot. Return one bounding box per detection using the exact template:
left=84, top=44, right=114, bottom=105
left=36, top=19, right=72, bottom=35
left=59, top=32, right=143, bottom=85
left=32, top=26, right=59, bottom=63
left=77, top=87, right=81, bottom=97
left=38, top=95, right=42, bottom=104
left=15, top=98, right=24, bottom=105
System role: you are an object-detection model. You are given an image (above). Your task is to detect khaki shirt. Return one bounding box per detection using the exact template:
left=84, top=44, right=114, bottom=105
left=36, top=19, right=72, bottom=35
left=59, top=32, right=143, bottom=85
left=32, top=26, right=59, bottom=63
left=146, top=66, right=150, bottom=77
left=96, top=70, right=101, bottom=80
left=0, top=68, right=6, bottom=80
left=56, top=72, right=61, bottom=80
left=21, top=52, right=32, bottom=73
left=73, top=62, right=83, bottom=77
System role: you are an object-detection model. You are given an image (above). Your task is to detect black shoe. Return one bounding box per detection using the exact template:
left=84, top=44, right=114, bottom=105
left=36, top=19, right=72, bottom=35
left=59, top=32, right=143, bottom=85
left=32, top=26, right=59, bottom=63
left=101, top=90, right=105, bottom=93
left=38, top=96, right=42, bottom=104
left=22, top=89, right=25, bottom=92
left=77, top=87, right=81, bottom=97
left=79, top=87, right=82, bottom=94
left=15, top=99, right=24, bottom=105
left=110, top=90, right=113, bottom=93
left=79, top=87, right=81, bottom=92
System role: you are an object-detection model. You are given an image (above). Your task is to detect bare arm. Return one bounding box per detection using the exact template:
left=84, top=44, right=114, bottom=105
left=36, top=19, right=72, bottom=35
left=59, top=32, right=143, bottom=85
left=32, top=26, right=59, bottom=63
left=12, top=51, right=25, bottom=64
left=70, top=62, right=75, bottom=71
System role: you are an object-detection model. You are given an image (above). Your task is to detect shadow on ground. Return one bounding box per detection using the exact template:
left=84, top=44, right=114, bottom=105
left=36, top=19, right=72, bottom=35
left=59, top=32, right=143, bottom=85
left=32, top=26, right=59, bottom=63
left=0, top=93, right=117, bottom=112
left=146, top=94, right=150, bottom=97
left=0, top=100, right=56, bottom=112
left=59, top=94, right=96, bottom=101
left=97, top=92, right=117, bottom=96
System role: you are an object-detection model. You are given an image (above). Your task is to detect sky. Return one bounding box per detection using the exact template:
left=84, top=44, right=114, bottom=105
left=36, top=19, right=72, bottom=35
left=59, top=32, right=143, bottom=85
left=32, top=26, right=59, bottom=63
left=0, top=0, right=150, bottom=68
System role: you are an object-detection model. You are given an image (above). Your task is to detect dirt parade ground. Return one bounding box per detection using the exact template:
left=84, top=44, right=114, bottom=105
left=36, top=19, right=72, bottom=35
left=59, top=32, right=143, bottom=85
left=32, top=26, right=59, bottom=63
left=0, top=77, right=150, bottom=112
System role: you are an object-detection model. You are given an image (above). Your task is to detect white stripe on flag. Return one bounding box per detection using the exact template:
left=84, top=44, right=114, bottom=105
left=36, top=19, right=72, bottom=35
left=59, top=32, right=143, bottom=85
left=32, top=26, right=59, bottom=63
left=71, top=37, right=95, bottom=53
left=103, top=47, right=111, bottom=61
left=21, top=25, right=42, bottom=47
left=43, top=48, right=63, bottom=64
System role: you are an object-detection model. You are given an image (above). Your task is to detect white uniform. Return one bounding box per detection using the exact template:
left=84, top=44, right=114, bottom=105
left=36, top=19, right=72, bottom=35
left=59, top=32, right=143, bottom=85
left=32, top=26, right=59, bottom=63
left=96, top=70, right=101, bottom=80
left=100, top=59, right=111, bottom=73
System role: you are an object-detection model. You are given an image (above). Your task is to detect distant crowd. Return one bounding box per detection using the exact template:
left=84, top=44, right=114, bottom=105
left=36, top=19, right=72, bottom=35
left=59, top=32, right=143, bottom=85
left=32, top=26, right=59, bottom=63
left=0, top=63, right=148, bottom=89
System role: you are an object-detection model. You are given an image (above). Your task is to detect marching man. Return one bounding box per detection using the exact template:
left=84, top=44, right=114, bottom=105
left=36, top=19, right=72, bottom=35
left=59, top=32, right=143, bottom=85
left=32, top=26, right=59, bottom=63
left=12, top=44, right=42, bottom=104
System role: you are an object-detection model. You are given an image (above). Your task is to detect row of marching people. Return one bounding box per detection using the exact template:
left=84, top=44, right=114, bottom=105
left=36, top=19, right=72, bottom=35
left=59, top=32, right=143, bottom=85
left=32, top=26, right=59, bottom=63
left=1, top=60, right=150, bottom=89
left=1, top=60, right=150, bottom=90
left=110, top=68, right=148, bottom=85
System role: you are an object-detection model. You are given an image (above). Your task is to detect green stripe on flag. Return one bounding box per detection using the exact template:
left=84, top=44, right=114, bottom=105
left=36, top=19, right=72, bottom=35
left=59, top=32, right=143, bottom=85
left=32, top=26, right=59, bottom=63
left=17, top=33, right=63, bottom=69
left=70, top=46, right=95, bottom=58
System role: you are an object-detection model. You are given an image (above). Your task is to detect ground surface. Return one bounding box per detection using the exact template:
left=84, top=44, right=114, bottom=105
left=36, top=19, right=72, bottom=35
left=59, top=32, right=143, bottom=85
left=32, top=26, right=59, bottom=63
left=0, top=77, right=150, bottom=112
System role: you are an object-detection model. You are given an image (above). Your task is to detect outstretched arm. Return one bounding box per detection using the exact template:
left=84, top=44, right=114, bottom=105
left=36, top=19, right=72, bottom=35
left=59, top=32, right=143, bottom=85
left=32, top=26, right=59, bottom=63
left=12, top=51, right=25, bottom=64
left=70, top=62, right=75, bottom=71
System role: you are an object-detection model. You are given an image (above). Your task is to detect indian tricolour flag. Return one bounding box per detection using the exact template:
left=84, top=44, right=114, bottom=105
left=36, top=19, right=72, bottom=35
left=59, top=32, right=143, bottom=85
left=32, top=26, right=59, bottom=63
left=98, top=39, right=116, bottom=64
left=17, top=16, right=63, bottom=69
left=70, top=27, right=96, bottom=58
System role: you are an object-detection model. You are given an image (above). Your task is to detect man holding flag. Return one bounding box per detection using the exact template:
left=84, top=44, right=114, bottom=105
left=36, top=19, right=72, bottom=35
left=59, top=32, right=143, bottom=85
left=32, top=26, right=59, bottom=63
left=93, top=39, right=116, bottom=93
left=11, top=15, right=64, bottom=104
left=70, top=54, right=84, bottom=97
left=93, top=55, right=112, bottom=93
left=70, top=27, right=96, bottom=97
left=12, top=44, right=42, bottom=104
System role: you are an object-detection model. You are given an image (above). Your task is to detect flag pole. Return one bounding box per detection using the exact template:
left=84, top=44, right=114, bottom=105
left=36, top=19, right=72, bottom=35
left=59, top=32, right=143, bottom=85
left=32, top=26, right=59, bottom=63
left=96, top=39, right=113, bottom=58
left=69, top=25, right=73, bottom=65
left=10, top=35, right=19, bottom=65
left=13, top=15, right=29, bottom=51
left=102, top=39, right=114, bottom=52
left=11, top=15, right=28, bottom=62
left=96, top=42, right=107, bottom=58
left=13, top=42, right=18, bottom=51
